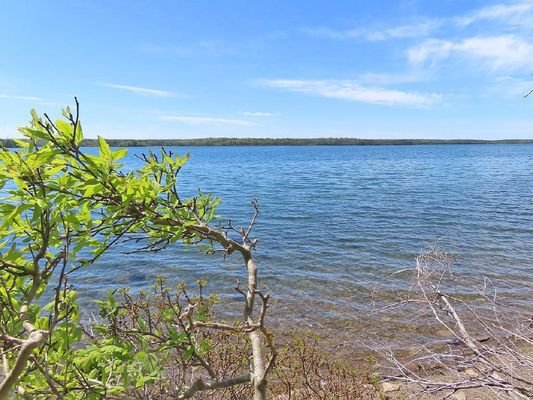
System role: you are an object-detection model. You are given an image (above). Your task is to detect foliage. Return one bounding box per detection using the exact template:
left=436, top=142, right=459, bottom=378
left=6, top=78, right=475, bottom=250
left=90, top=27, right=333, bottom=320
left=0, top=101, right=274, bottom=399
left=271, top=334, right=380, bottom=400
left=0, top=101, right=384, bottom=400
left=87, top=287, right=379, bottom=400
left=87, top=280, right=250, bottom=399
left=80, top=279, right=243, bottom=399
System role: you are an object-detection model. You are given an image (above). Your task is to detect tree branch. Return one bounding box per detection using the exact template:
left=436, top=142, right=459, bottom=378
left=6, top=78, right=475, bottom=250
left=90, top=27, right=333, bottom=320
left=176, top=373, right=251, bottom=400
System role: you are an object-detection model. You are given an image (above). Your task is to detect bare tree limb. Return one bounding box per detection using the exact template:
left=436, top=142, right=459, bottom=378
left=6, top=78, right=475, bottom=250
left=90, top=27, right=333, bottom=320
left=177, top=373, right=251, bottom=400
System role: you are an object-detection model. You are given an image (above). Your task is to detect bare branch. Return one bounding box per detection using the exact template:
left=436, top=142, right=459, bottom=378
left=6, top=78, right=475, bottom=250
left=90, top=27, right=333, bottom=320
left=177, top=373, right=251, bottom=400
left=373, top=248, right=532, bottom=399
left=0, top=329, right=48, bottom=400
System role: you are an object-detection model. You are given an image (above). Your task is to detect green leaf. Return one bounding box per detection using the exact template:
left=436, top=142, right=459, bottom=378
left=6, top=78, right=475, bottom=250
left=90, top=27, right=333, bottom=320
left=183, top=345, right=195, bottom=362
left=56, top=119, right=73, bottom=135
left=13, top=139, right=29, bottom=148
left=30, top=109, right=39, bottom=121
left=97, top=135, right=111, bottom=159
left=84, top=184, right=101, bottom=197
left=112, top=148, right=128, bottom=161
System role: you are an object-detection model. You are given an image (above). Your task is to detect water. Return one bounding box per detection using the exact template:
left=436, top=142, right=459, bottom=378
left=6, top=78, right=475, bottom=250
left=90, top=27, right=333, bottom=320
left=72, top=144, right=533, bottom=344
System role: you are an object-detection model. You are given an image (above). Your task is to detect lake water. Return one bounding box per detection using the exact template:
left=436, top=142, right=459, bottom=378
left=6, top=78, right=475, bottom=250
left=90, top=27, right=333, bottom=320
left=73, top=144, right=533, bottom=346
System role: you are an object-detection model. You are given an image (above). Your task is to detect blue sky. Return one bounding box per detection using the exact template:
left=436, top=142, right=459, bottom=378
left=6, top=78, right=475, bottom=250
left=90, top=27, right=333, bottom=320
left=0, top=0, right=532, bottom=139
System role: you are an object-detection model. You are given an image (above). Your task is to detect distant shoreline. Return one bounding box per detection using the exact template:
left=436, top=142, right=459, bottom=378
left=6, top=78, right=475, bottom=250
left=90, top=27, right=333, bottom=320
left=2, top=137, right=533, bottom=147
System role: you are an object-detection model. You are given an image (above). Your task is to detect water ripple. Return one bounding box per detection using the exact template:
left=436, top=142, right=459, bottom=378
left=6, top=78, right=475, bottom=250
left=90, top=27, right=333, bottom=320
left=71, top=144, right=533, bottom=341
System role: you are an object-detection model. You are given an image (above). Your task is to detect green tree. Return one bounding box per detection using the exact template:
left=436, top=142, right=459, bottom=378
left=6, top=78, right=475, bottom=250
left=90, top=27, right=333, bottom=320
left=0, top=100, right=275, bottom=399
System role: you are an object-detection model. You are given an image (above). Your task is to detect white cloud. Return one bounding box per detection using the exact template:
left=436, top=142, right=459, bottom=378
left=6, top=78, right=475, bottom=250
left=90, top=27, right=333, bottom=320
left=300, top=26, right=364, bottom=39
left=408, top=39, right=454, bottom=65
left=489, top=76, right=533, bottom=97
left=408, top=35, right=533, bottom=70
left=239, top=111, right=275, bottom=117
left=102, top=83, right=175, bottom=97
left=301, top=21, right=439, bottom=41
left=359, top=71, right=430, bottom=85
left=0, top=94, right=44, bottom=101
left=366, top=21, right=441, bottom=41
left=458, top=1, right=533, bottom=27
left=258, top=79, right=439, bottom=107
left=301, top=2, right=533, bottom=44
left=160, top=115, right=254, bottom=126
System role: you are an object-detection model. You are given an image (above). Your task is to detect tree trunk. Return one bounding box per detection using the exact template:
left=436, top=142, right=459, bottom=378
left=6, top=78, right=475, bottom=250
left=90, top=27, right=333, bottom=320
left=244, top=254, right=267, bottom=400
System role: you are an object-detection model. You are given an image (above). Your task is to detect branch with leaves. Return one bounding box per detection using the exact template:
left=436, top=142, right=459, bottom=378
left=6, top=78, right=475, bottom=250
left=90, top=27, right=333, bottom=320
left=0, top=101, right=276, bottom=399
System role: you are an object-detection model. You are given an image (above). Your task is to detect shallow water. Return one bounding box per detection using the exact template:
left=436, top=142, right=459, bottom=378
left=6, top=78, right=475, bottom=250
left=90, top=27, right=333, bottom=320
left=71, top=144, right=533, bottom=344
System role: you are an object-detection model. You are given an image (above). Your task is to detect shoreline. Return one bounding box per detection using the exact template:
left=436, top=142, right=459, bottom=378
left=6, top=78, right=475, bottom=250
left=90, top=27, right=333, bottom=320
left=2, top=137, right=533, bottom=147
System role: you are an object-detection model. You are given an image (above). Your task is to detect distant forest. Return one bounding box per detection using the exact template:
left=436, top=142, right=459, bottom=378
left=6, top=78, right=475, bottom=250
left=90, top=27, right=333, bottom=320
left=2, top=137, right=533, bottom=148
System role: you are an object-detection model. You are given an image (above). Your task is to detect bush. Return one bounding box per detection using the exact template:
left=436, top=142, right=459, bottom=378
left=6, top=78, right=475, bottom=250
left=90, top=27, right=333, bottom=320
left=0, top=102, right=274, bottom=399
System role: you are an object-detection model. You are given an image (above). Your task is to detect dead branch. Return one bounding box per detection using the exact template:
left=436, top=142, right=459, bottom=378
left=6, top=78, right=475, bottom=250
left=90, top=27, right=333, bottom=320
left=374, top=248, right=533, bottom=400
left=177, top=373, right=251, bottom=400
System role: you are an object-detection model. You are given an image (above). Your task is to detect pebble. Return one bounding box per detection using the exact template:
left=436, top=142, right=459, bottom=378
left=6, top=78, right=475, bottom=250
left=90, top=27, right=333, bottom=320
left=451, top=390, right=467, bottom=400
left=436, top=328, right=451, bottom=337
left=381, top=381, right=401, bottom=392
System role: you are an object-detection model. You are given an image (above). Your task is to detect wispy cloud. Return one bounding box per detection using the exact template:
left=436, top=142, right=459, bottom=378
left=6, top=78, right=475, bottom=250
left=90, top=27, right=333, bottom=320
left=408, top=35, right=533, bottom=70
left=301, top=21, right=439, bottom=41
left=102, top=83, right=175, bottom=97
left=407, top=39, right=454, bottom=65
left=0, top=94, right=44, bottom=101
left=359, top=71, right=430, bottom=85
left=488, top=75, right=533, bottom=97
left=239, top=111, right=275, bottom=117
left=367, top=21, right=441, bottom=41
left=300, top=26, right=364, bottom=39
left=160, top=115, right=254, bottom=126
left=302, top=2, right=533, bottom=44
left=258, top=79, right=439, bottom=107
left=457, top=1, right=533, bottom=27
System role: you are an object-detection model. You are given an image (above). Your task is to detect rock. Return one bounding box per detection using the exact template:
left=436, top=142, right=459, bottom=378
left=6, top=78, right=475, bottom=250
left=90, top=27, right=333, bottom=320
left=403, top=360, right=422, bottom=373
left=465, top=368, right=479, bottom=377
left=509, top=391, right=526, bottom=400
left=451, top=390, right=467, bottom=400
left=381, top=381, right=401, bottom=393
left=491, top=371, right=503, bottom=380
left=436, top=328, right=451, bottom=337
left=404, top=347, right=419, bottom=356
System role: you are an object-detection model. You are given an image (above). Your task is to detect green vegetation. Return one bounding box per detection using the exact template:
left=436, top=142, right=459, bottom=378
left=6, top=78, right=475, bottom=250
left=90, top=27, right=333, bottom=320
left=0, top=102, right=382, bottom=400
left=0, top=103, right=279, bottom=399
left=3, top=103, right=528, bottom=399
left=1, top=137, right=532, bottom=148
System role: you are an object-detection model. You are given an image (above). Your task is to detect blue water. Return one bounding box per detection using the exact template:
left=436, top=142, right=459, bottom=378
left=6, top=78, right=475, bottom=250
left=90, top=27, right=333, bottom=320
left=73, top=144, right=533, bottom=340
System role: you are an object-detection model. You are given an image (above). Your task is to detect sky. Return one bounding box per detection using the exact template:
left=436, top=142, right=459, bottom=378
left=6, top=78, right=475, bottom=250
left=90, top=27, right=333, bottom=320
left=0, top=0, right=532, bottom=139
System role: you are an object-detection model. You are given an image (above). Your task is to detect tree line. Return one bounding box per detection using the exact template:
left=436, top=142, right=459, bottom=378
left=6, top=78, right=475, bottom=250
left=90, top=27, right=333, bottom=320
left=1, top=137, right=532, bottom=148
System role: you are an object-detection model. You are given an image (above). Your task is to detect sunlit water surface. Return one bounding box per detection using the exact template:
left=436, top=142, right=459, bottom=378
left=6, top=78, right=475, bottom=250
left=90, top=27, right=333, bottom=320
left=68, top=144, right=532, bottom=346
